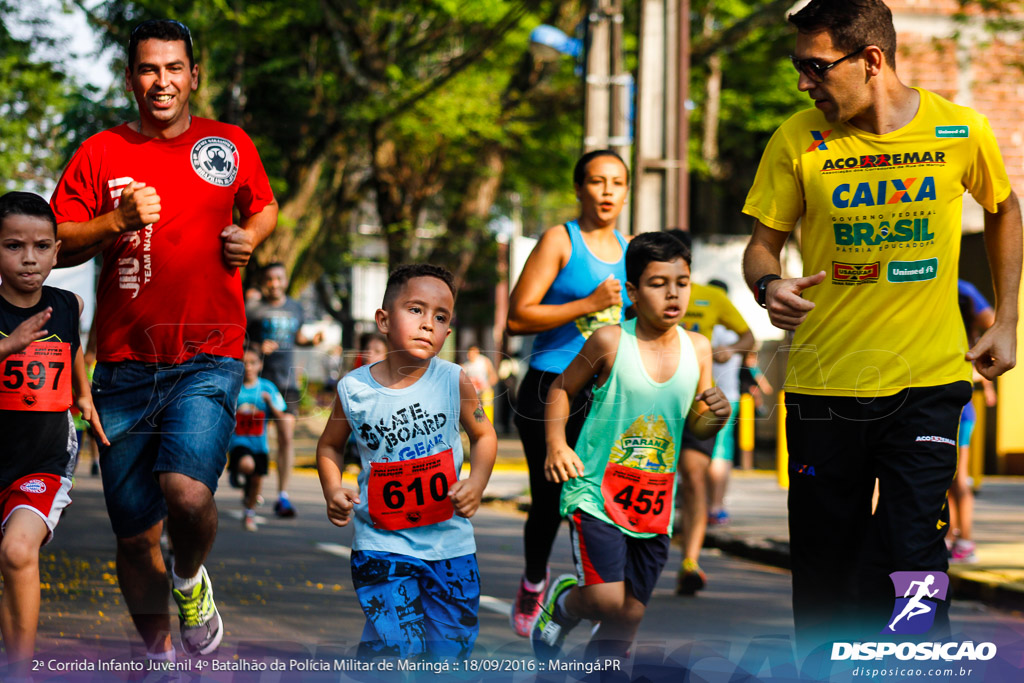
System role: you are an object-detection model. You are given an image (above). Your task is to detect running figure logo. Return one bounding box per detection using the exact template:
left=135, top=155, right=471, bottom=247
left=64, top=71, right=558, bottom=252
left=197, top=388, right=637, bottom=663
left=883, top=571, right=949, bottom=635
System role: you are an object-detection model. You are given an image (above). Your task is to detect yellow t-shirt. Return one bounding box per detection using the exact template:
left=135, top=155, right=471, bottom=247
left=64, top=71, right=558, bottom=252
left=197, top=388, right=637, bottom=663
left=681, top=282, right=750, bottom=341
left=743, top=88, right=1011, bottom=397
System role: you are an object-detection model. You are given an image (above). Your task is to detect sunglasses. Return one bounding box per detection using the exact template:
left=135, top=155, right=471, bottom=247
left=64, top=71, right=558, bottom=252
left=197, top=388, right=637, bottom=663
left=790, top=45, right=867, bottom=82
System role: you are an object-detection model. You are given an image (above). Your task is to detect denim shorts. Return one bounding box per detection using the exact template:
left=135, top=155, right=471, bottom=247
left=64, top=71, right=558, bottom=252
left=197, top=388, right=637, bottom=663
left=92, top=354, right=243, bottom=538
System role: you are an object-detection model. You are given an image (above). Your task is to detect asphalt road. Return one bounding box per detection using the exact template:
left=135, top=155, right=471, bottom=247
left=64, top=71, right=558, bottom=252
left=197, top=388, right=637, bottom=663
left=31, top=460, right=1024, bottom=682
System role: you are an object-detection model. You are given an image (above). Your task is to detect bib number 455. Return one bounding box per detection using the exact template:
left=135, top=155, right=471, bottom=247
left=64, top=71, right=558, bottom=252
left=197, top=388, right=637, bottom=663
left=602, top=462, right=674, bottom=535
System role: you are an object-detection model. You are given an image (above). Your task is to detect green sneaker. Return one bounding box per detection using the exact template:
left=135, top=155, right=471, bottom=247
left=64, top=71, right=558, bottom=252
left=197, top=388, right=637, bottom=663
left=171, top=566, right=223, bottom=656
left=531, top=574, right=580, bottom=659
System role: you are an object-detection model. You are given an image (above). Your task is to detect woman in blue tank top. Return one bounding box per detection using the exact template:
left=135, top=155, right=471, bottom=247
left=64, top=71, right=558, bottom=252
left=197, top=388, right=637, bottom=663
left=504, top=149, right=632, bottom=636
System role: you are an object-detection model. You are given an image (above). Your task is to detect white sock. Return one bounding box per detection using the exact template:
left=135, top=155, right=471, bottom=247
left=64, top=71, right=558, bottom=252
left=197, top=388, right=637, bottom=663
left=244, top=507, right=256, bottom=517
left=279, top=490, right=290, bottom=500
left=555, top=591, right=572, bottom=619
left=172, top=565, right=202, bottom=592
left=147, top=648, right=177, bottom=663
left=523, top=576, right=546, bottom=592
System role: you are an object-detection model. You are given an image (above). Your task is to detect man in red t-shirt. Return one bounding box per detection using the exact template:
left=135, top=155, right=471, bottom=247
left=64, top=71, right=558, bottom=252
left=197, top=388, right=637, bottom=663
left=50, top=19, right=277, bottom=661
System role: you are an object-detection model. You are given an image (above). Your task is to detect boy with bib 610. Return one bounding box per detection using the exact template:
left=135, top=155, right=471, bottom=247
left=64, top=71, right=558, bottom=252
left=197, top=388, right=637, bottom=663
left=534, top=232, right=731, bottom=660
left=316, top=264, right=496, bottom=659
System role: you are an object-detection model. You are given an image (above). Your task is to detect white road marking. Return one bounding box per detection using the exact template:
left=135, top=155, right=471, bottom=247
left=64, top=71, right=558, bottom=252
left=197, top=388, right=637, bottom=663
left=316, top=542, right=352, bottom=559
left=479, top=595, right=512, bottom=616
left=311, top=543, right=512, bottom=616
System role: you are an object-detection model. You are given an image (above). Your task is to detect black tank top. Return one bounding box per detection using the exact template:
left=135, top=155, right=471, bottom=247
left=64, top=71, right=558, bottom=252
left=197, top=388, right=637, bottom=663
left=0, top=286, right=80, bottom=487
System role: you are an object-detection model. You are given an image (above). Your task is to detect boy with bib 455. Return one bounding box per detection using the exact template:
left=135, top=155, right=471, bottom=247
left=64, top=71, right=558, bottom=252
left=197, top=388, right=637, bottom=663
left=534, top=232, right=731, bottom=660
left=316, top=264, right=496, bottom=659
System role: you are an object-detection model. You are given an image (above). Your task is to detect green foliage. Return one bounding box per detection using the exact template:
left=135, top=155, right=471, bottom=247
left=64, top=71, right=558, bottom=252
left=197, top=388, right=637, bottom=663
left=0, top=2, right=81, bottom=189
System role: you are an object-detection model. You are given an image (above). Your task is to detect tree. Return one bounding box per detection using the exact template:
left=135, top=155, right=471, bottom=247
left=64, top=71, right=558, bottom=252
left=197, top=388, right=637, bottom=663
left=0, top=2, right=82, bottom=190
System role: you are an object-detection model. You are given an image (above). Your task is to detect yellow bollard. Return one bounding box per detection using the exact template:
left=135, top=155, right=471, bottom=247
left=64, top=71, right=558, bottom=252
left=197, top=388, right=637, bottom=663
left=738, top=393, right=755, bottom=469
left=777, top=390, right=788, bottom=489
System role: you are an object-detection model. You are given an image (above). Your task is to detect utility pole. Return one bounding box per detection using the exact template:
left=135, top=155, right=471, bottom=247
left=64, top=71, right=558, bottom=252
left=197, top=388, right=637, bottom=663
left=633, top=0, right=689, bottom=233
left=583, top=1, right=632, bottom=232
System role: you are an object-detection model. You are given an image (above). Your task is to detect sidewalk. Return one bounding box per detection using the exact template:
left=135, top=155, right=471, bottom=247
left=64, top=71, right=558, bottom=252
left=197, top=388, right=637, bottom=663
left=701, top=470, right=1024, bottom=613
left=293, top=417, right=1024, bottom=613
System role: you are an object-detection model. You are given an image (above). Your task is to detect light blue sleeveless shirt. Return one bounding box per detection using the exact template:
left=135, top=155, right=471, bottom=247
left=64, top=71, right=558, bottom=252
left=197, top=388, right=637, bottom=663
left=530, top=221, right=632, bottom=373
left=338, top=357, right=475, bottom=560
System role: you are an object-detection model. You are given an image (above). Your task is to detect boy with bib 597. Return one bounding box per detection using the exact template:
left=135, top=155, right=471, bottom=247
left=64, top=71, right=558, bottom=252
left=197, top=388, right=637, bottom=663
left=534, top=232, right=731, bottom=660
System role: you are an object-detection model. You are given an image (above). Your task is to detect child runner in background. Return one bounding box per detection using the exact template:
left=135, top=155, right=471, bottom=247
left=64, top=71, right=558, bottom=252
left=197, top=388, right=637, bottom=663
left=534, top=232, right=730, bottom=660
left=316, top=264, right=496, bottom=659
left=228, top=347, right=286, bottom=532
left=0, top=192, right=107, bottom=681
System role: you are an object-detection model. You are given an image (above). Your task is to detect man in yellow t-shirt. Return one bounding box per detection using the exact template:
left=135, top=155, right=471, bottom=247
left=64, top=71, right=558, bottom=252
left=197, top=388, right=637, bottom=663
left=742, top=0, right=1021, bottom=654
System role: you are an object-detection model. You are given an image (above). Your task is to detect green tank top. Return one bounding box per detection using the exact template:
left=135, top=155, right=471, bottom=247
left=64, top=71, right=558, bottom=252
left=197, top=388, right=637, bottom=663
left=560, top=318, right=700, bottom=538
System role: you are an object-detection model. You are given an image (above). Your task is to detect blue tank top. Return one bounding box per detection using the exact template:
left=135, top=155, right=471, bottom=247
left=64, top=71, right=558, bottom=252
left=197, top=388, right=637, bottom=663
left=337, top=357, right=476, bottom=560
left=530, top=221, right=632, bottom=373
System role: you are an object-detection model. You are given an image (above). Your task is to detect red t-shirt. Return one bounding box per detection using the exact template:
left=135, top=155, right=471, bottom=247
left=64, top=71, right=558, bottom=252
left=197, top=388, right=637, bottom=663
left=50, top=118, right=274, bottom=363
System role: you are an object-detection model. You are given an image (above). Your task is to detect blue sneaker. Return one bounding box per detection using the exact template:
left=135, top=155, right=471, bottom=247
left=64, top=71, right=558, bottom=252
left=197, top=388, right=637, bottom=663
left=531, top=574, right=580, bottom=660
left=274, top=497, right=296, bottom=518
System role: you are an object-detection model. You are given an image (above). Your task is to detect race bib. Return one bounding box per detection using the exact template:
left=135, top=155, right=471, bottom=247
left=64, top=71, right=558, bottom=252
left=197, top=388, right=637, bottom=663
left=367, top=449, right=456, bottom=531
left=235, top=407, right=266, bottom=436
left=0, top=342, right=72, bottom=412
left=601, top=462, right=674, bottom=535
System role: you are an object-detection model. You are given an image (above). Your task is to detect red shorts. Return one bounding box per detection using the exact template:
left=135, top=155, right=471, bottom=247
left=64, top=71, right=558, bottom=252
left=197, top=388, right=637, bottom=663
left=1, top=473, right=72, bottom=544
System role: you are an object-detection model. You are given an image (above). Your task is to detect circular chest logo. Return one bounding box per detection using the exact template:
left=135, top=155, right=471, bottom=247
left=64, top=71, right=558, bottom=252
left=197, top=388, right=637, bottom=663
left=191, top=137, right=239, bottom=186
left=20, top=479, right=47, bottom=494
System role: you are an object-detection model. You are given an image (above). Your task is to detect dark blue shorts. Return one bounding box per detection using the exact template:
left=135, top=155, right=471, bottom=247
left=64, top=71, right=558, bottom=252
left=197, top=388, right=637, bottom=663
left=350, top=550, right=479, bottom=659
left=92, top=354, right=243, bottom=538
left=568, top=509, right=670, bottom=605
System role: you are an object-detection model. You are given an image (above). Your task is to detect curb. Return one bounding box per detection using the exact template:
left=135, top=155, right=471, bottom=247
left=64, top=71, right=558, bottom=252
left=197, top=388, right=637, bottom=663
left=703, top=529, right=1024, bottom=614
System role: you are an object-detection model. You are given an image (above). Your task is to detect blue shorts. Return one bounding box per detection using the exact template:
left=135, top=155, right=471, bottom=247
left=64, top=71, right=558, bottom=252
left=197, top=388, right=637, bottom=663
left=568, top=509, right=670, bottom=605
left=92, top=354, right=243, bottom=538
left=350, top=550, right=479, bottom=659
left=959, top=400, right=976, bottom=448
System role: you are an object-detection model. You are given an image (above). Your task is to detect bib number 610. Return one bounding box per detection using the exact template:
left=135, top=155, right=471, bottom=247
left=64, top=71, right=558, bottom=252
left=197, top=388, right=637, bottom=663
left=382, top=472, right=449, bottom=509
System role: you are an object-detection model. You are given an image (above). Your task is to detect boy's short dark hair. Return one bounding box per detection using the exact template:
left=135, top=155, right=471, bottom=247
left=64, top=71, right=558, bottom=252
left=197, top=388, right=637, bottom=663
left=626, top=232, right=691, bottom=286
left=708, top=278, right=728, bottom=293
left=573, top=149, right=630, bottom=187
left=243, top=344, right=264, bottom=361
left=0, top=191, right=58, bottom=237
left=128, top=19, right=195, bottom=71
left=382, top=264, right=457, bottom=309
left=789, top=0, right=897, bottom=69
left=262, top=262, right=287, bottom=279
left=666, top=228, right=692, bottom=250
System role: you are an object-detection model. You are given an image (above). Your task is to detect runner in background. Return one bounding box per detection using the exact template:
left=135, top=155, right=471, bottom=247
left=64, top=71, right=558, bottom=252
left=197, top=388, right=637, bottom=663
left=462, top=346, right=498, bottom=424
left=228, top=347, right=286, bottom=532
left=505, top=150, right=632, bottom=636
left=247, top=263, right=323, bottom=518
left=666, top=231, right=754, bottom=595
left=948, top=280, right=997, bottom=564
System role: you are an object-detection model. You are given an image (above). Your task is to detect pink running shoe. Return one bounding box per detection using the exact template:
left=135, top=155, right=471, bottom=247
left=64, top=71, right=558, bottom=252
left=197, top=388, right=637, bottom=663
left=511, top=572, right=548, bottom=637
left=951, top=540, right=977, bottom=564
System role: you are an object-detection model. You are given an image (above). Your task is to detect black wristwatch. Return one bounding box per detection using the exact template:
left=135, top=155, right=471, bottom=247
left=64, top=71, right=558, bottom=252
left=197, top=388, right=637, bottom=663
left=755, top=274, right=782, bottom=308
